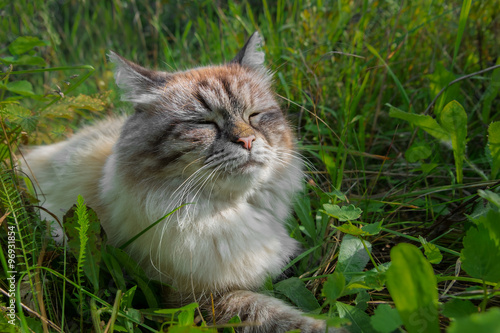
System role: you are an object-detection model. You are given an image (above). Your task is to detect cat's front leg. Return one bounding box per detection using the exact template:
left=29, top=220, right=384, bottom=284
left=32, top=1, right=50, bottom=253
left=211, top=290, right=348, bottom=333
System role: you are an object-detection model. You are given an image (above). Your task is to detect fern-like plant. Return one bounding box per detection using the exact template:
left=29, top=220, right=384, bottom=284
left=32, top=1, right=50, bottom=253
left=74, top=195, right=90, bottom=332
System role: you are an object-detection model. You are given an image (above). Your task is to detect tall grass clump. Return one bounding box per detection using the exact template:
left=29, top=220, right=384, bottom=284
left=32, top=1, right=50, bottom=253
left=1, top=0, right=500, bottom=332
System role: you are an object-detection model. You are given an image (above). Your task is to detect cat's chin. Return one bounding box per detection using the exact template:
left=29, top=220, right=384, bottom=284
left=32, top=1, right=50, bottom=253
left=214, top=162, right=271, bottom=195
left=233, top=160, right=265, bottom=174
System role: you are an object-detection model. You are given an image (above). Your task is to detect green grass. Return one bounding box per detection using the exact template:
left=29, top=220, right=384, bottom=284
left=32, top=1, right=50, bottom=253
left=1, top=0, right=500, bottom=332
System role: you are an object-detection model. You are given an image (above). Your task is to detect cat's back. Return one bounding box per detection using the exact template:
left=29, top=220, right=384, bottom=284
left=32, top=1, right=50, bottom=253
left=23, top=117, right=125, bottom=220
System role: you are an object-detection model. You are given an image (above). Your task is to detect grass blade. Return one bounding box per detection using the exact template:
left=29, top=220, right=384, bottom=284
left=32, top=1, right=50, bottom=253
left=119, top=204, right=188, bottom=250
left=452, top=0, right=472, bottom=67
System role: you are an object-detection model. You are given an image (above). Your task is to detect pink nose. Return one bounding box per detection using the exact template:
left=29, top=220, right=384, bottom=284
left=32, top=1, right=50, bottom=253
left=236, top=135, right=256, bottom=150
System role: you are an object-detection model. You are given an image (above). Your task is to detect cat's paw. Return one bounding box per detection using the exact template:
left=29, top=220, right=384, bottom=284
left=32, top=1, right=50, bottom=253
left=215, top=290, right=349, bottom=333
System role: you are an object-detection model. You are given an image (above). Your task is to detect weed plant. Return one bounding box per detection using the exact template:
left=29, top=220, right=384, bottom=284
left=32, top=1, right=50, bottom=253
left=1, top=0, right=500, bottom=332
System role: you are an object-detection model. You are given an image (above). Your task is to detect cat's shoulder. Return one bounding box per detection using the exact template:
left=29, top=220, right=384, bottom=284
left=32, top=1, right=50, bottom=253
left=75, top=116, right=127, bottom=141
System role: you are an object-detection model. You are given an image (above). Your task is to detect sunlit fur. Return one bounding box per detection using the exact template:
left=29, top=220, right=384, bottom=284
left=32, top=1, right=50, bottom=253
left=24, top=33, right=345, bottom=332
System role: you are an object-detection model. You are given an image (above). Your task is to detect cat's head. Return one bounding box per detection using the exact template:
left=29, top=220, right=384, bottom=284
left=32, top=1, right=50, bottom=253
left=109, top=33, right=301, bottom=200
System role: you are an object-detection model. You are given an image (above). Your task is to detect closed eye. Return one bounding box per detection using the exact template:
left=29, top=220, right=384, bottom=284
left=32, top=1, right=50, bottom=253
left=249, top=112, right=263, bottom=126
left=197, top=120, right=219, bottom=130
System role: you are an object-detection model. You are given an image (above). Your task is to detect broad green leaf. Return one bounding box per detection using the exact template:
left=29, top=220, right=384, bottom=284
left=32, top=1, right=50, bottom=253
left=418, top=236, right=443, bottom=264
left=337, top=302, right=374, bottom=333
left=327, top=188, right=347, bottom=202
left=321, top=272, right=345, bottom=303
left=440, top=100, right=467, bottom=183
left=405, top=141, right=432, bottom=163
left=336, top=223, right=367, bottom=236
left=354, top=290, right=369, bottom=311
left=441, top=299, right=477, bottom=319
left=6, top=81, right=34, bottom=96
left=337, top=235, right=371, bottom=282
left=361, top=221, right=382, bottom=235
left=488, top=122, right=500, bottom=179
left=448, top=307, right=500, bottom=333
left=124, top=308, right=141, bottom=332
left=8, top=36, right=47, bottom=55
left=386, top=243, right=439, bottom=333
left=388, top=106, right=449, bottom=141
left=322, top=204, right=362, bottom=221
left=177, top=305, right=196, bottom=326
left=64, top=202, right=102, bottom=292
left=363, top=263, right=390, bottom=291
left=344, top=265, right=388, bottom=294
left=370, top=304, right=403, bottom=333
left=274, top=277, right=320, bottom=312
left=460, top=222, right=500, bottom=282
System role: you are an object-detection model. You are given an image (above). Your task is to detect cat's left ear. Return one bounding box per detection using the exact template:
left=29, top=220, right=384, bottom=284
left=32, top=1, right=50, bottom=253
left=230, top=32, right=266, bottom=71
left=108, top=51, right=170, bottom=105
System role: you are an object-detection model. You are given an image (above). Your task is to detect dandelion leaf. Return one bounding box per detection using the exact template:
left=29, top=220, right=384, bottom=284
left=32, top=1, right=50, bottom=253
left=386, top=243, right=439, bottom=333
left=388, top=106, right=449, bottom=141
left=440, top=100, right=467, bottom=183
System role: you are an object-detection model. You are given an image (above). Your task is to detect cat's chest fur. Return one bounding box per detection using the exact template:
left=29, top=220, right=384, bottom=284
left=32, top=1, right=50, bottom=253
left=22, top=32, right=347, bottom=333
left=24, top=28, right=306, bottom=294
left=100, top=146, right=300, bottom=292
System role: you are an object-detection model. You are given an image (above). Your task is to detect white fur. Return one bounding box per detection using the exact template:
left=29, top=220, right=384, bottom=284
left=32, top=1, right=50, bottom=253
left=99, top=145, right=302, bottom=293
left=23, top=117, right=303, bottom=294
left=22, top=37, right=346, bottom=331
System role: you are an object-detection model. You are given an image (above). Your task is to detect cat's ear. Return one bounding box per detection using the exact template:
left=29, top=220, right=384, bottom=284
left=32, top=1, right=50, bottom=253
left=108, top=51, right=169, bottom=105
left=230, top=32, right=266, bottom=71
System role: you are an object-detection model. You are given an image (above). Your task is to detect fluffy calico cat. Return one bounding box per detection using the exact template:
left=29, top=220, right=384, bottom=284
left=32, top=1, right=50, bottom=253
left=24, top=33, right=344, bottom=332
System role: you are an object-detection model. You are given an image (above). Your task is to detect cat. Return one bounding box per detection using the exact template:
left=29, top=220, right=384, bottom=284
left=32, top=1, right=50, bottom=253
left=23, top=32, right=346, bottom=333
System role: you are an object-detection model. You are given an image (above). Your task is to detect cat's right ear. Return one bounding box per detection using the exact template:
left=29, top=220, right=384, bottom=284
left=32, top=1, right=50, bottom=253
left=108, top=51, right=170, bottom=105
left=230, top=32, right=266, bottom=72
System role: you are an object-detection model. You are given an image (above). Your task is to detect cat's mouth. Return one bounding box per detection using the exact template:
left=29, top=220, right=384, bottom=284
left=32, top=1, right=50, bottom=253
left=223, top=157, right=265, bottom=175
left=239, top=159, right=264, bottom=170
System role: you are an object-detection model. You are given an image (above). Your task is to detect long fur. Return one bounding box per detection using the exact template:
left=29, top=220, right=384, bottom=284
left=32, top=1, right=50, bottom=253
left=23, top=32, right=346, bottom=332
